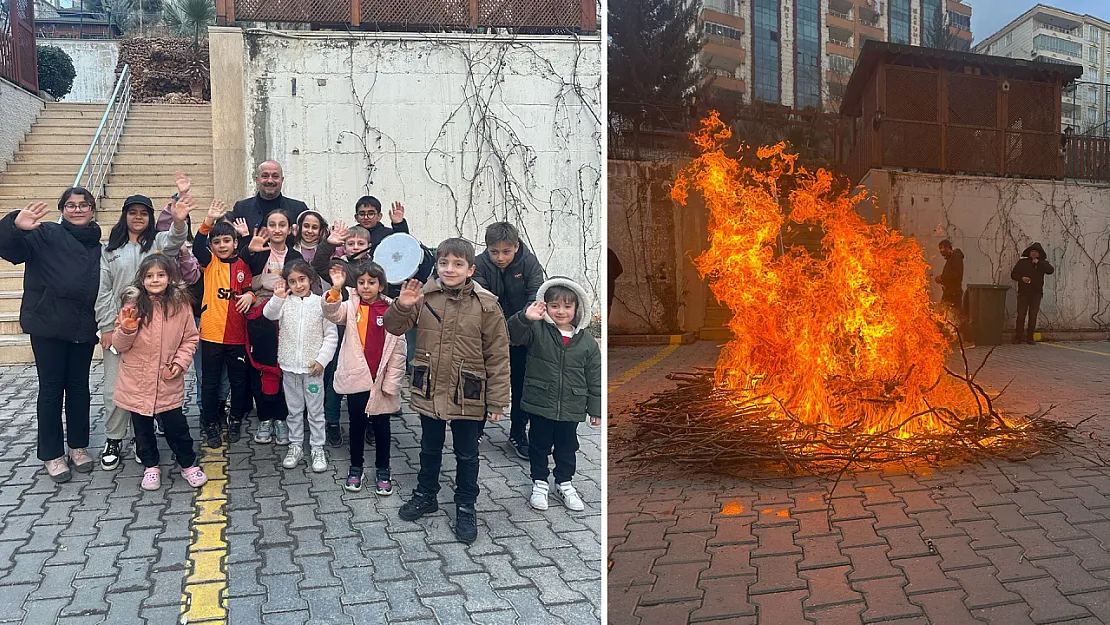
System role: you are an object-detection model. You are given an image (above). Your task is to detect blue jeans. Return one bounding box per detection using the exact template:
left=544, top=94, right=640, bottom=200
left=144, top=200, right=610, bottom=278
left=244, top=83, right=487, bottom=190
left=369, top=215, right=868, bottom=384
left=194, top=316, right=230, bottom=414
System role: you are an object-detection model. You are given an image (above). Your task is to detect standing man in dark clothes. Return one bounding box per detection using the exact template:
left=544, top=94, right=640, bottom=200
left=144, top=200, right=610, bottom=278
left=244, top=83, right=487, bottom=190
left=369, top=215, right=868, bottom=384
left=1010, top=242, right=1054, bottom=344
left=229, top=161, right=308, bottom=232
left=473, top=222, right=546, bottom=460
left=935, top=239, right=964, bottom=322
left=354, top=196, right=410, bottom=255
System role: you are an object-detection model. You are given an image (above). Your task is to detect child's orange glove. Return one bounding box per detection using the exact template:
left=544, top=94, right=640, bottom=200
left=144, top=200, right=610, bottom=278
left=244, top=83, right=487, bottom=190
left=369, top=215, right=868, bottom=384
left=119, top=306, right=139, bottom=332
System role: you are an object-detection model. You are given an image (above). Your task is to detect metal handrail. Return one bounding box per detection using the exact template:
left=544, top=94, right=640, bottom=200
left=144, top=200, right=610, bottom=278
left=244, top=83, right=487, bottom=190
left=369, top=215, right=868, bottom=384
left=72, top=64, right=132, bottom=201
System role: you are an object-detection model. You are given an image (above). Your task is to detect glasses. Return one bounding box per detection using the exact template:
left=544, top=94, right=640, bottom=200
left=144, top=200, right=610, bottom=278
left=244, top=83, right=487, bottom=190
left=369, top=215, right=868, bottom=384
left=356, top=211, right=380, bottom=218
left=64, top=203, right=93, bottom=212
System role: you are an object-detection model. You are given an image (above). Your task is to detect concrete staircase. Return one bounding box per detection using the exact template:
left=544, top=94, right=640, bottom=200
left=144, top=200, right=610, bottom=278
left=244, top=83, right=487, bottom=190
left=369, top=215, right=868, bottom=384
left=0, top=102, right=213, bottom=363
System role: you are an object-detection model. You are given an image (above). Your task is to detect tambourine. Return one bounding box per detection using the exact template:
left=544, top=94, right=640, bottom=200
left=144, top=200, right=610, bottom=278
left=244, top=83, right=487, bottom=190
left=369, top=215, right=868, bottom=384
left=373, top=233, right=424, bottom=284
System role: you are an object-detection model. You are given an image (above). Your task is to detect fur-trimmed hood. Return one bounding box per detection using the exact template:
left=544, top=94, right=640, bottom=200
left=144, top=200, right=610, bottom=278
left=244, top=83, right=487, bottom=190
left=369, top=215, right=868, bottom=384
left=536, top=276, right=591, bottom=335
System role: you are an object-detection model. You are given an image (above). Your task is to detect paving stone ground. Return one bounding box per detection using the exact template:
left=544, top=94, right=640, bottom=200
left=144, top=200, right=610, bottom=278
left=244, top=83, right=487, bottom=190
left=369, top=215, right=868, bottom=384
left=608, top=340, right=1110, bottom=625
left=0, top=364, right=602, bottom=624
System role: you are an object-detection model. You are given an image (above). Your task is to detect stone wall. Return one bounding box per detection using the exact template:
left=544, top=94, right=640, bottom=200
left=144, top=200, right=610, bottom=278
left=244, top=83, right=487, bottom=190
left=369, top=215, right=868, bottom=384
left=38, top=39, right=120, bottom=103
left=0, top=79, right=43, bottom=173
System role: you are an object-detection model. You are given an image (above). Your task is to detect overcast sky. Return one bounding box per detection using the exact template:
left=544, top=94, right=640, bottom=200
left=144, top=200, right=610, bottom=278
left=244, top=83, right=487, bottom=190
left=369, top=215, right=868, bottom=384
left=972, top=0, right=1110, bottom=43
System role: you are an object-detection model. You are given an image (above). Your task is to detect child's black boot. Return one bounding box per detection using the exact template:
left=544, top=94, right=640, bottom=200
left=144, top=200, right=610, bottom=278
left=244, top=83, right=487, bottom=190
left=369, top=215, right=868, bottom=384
left=398, top=491, right=438, bottom=521
left=227, top=415, right=243, bottom=443
left=454, top=505, right=478, bottom=544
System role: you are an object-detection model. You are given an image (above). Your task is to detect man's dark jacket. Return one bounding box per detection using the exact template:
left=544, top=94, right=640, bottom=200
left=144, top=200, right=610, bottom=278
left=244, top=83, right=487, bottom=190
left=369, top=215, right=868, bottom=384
left=473, top=242, right=546, bottom=318
left=939, top=248, right=964, bottom=304
left=1010, top=242, right=1055, bottom=296
left=230, top=194, right=308, bottom=233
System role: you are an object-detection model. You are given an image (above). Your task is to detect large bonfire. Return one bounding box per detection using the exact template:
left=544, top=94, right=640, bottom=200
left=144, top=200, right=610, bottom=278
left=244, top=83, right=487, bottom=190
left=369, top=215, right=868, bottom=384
left=626, top=113, right=1069, bottom=474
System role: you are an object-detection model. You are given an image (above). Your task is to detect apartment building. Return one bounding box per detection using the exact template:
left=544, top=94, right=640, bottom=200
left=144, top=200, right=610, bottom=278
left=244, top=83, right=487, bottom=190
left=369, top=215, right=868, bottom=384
left=698, top=0, right=972, bottom=111
left=974, top=4, right=1110, bottom=134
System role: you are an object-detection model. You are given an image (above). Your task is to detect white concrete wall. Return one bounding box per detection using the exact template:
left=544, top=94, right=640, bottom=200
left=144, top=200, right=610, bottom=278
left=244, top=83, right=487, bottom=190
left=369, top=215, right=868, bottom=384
left=38, top=39, right=119, bottom=103
left=0, top=79, right=43, bottom=173
left=226, top=29, right=602, bottom=307
left=861, top=170, right=1110, bottom=331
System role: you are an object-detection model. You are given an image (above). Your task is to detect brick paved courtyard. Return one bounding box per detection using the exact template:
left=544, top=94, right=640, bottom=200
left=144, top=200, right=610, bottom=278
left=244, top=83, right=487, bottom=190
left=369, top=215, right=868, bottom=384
left=609, top=341, right=1110, bottom=624
left=0, top=365, right=602, bottom=624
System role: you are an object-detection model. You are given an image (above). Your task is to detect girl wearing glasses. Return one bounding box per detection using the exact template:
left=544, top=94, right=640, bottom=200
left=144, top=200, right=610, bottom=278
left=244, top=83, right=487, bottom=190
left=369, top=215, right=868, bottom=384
left=0, top=189, right=102, bottom=483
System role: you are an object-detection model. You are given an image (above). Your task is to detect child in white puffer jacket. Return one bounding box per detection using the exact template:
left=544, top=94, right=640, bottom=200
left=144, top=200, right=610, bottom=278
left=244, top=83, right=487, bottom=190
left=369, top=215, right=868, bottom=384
left=262, top=260, right=338, bottom=472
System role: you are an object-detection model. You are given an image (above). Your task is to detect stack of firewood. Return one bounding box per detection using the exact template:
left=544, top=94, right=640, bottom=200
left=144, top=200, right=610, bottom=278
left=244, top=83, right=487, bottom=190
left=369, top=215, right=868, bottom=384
left=116, top=37, right=211, bottom=103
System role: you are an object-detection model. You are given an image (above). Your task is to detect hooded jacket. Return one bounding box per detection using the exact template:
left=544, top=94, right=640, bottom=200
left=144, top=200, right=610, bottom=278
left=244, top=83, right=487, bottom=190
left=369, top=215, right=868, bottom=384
left=939, top=248, right=964, bottom=301
left=95, top=208, right=189, bottom=334
left=0, top=212, right=102, bottom=343
left=473, top=242, right=546, bottom=319
left=112, top=299, right=198, bottom=415
left=507, top=277, right=601, bottom=422
left=383, top=278, right=511, bottom=421
left=323, top=289, right=408, bottom=415
left=1010, top=242, right=1055, bottom=296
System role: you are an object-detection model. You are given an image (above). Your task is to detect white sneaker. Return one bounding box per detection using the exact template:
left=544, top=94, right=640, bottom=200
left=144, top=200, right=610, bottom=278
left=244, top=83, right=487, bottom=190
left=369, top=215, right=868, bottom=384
left=310, top=446, right=327, bottom=473
left=254, top=420, right=273, bottom=444
left=282, top=445, right=303, bottom=469
left=529, top=480, right=549, bottom=511
left=555, top=481, right=585, bottom=511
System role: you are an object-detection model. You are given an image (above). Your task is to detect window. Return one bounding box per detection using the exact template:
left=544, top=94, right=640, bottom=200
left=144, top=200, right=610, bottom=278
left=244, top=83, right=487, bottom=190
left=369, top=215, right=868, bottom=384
left=1091, top=47, right=1099, bottom=63
left=828, top=54, right=854, bottom=74
left=890, top=0, right=911, bottom=44
left=1033, top=34, right=1083, bottom=57
left=795, top=0, right=821, bottom=109
left=946, top=11, right=970, bottom=31
left=921, top=0, right=942, bottom=46
left=703, top=0, right=737, bottom=15
left=1090, top=25, right=1101, bottom=43
left=704, top=22, right=743, bottom=41
left=752, top=0, right=780, bottom=103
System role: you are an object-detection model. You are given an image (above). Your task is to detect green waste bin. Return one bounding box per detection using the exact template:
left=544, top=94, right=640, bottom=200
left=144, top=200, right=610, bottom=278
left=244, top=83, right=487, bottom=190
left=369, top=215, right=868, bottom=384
left=966, top=284, right=1010, bottom=346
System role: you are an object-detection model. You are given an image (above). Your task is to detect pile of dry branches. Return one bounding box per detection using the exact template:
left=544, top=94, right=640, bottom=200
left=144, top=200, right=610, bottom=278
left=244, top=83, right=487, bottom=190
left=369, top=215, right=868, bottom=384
left=622, top=346, right=1088, bottom=477
left=117, top=37, right=211, bottom=102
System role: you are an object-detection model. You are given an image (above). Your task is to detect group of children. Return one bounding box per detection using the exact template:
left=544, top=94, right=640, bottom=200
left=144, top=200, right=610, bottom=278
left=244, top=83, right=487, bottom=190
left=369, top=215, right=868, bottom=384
left=102, top=183, right=602, bottom=543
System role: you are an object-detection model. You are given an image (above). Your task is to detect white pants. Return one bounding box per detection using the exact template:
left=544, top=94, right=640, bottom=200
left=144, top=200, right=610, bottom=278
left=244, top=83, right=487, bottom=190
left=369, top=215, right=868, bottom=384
left=284, top=372, right=326, bottom=447
left=102, top=348, right=131, bottom=440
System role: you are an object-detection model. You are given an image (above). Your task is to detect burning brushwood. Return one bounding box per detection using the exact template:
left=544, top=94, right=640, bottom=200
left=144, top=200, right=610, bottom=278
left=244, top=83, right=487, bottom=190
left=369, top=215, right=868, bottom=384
left=625, top=112, right=1088, bottom=476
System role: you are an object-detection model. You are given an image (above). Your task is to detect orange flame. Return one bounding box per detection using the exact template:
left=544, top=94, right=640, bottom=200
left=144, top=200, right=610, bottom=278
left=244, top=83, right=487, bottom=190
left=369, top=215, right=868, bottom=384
left=673, top=112, right=995, bottom=441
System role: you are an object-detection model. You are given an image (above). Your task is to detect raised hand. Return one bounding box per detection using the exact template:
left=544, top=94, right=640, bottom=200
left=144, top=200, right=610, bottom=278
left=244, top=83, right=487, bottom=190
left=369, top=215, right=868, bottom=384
left=13, top=202, right=49, bottom=231
left=524, top=300, right=546, bottom=321
left=329, top=264, right=346, bottom=290
left=397, top=279, right=424, bottom=307
left=390, top=201, right=405, bottom=224
left=206, top=200, right=228, bottom=225
left=233, top=217, right=250, bottom=238
left=162, top=363, right=182, bottom=380
left=308, top=360, right=324, bottom=377
left=174, top=171, right=192, bottom=198
left=248, top=227, right=269, bottom=253
left=119, top=305, right=139, bottom=331
left=235, top=292, right=254, bottom=314
left=173, top=193, right=196, bottom=225
left=272, top=278, right=288, bottom=299
left=328, top=219, right=349, bottom=245
left=488, top=412, right=504, bottom=422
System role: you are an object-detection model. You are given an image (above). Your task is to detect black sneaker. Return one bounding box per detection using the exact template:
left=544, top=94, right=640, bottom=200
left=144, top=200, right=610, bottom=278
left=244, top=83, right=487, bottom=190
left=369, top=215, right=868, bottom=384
left=455, top=505, right=478, bottom=544
left=398, top=492, right=438, bottom=521
left=227, top=418, right=243, bottom=444
left=512, top=436, right=529, bottom=460
left=326, top=424, right=343, bottom=448
left=203, top=423, right=222, bottom=449
left=100, top=439, right=122, bottom=471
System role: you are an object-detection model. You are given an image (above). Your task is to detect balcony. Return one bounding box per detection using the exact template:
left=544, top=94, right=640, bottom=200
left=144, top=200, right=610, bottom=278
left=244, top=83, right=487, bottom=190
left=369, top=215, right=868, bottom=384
left=828, top=10, right=854, bottom=33
left=1031, top=7, right=1083, bottom=33
left=945, top=0, right=971, bottom=17
left=828, top=22, right=853, bottom=43
left=829, top=0, right=853, bottom=16
left=858, top=3, right=881, bottom=27
left=706, top=74, right=747, bottom=94
left=702, top=36, right=746, bottom=72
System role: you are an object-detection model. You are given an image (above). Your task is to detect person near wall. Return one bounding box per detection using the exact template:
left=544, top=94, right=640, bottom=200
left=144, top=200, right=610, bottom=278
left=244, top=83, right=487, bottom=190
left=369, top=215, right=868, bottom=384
left=228, top=160, right=308, bottom=233
left=935, top=239, right=964, bottom=326
left=0, top=191, right=103, bottom=483
left=1010, top=242, right=1055, bottom=345
left=94, top=179, right=192, bottom=472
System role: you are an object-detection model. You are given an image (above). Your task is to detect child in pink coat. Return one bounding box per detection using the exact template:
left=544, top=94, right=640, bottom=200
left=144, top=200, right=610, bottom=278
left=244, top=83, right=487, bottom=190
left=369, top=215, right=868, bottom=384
left=322, top=260, right=407, bottom=494
left=113, top=254, right=207, bottom=491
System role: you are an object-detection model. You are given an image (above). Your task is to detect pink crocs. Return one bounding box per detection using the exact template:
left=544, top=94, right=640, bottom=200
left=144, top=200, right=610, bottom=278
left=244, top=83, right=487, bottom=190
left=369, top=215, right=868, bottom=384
left=141, top=466, right=161, bottom=491
left=181, top=466, right=208, bottom=488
